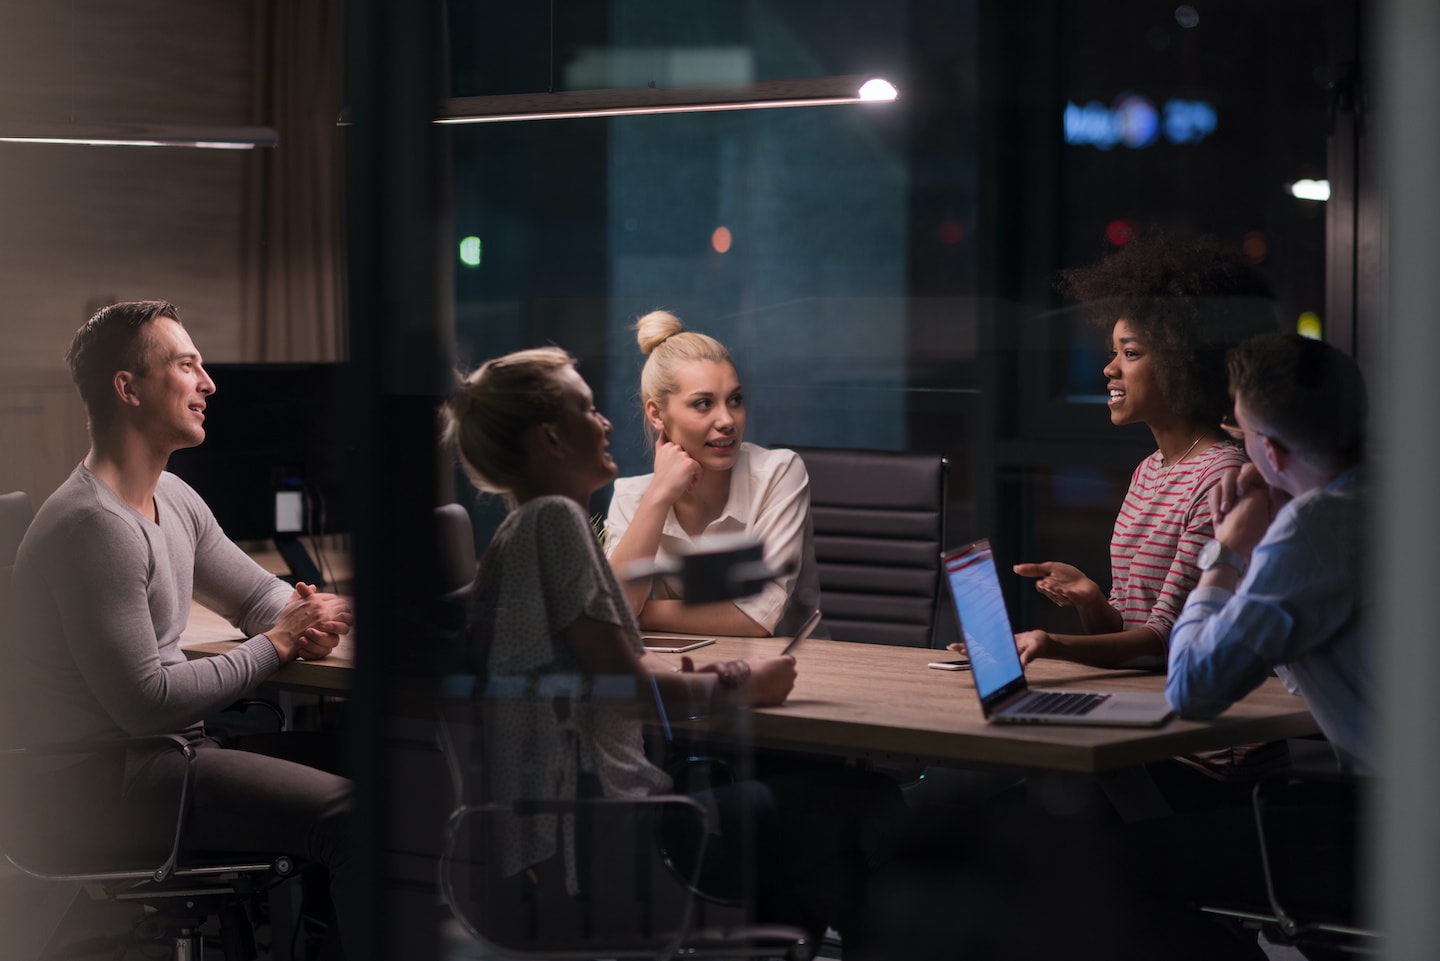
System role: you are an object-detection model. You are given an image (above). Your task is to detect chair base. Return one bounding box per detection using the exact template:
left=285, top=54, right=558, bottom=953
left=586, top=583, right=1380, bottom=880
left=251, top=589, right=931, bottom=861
left=1199, top=903, right=1381, bottom=960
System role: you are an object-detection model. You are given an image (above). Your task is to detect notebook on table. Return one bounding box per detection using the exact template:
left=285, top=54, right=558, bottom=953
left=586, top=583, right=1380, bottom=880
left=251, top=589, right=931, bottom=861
left=943, top=539, right=1173, bottom=727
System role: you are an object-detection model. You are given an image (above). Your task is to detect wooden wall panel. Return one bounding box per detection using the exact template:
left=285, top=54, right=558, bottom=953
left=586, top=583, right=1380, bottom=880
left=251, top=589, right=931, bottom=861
left=0, top=0, right=259, bottom=369
left=0, top=372, right=89, bottom=503
left=0, top=0, right=262, bottom=503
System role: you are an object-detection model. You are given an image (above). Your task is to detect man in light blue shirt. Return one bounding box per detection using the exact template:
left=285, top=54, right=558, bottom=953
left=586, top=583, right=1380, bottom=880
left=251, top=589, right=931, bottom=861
left=1167, top=333, right=1372, bottom=774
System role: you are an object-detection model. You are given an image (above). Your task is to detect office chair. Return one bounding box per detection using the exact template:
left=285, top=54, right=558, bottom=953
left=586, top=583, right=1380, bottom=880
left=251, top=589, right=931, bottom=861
left=0, top=490, right=30, bottom=567
left=435, top=685, right=813, bottom=960
left=786, top=447, right=949, bottom=647
left=0, top=490, right=302, bottom=961
left=1199, top=770, right=1378, bottom=960
left=435, top=502, right=478, bottom=634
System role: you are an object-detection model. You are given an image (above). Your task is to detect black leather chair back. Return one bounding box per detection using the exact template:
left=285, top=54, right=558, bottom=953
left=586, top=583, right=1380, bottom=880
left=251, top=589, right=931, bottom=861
left=0, top=491, right=31, bottom=565
left=436, top=502, right=478, bottom=597
left=788, top=448, right=947, bottom=647
left=0, top=492, right=34, bottom=749
left=435, top=503, right=478, bottom=656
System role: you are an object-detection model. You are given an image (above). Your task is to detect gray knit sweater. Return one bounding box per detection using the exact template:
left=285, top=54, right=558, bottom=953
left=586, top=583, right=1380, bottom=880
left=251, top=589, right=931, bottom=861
left=9, top=464, right=289, bottom=743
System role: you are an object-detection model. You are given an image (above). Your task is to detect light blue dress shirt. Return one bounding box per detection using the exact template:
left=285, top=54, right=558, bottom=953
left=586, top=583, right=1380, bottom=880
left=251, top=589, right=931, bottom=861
left=1166, top=467, right=1372, bottom=774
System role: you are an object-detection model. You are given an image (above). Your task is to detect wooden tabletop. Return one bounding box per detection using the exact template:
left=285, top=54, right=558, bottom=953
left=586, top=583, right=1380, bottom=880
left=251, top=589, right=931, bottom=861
left=179, top=546, right=356, bottom=694
left=646, top=637, right=1319, bottom=774
left=181, top=604, right=1318, bottom=772
left=180, top=598, right=355, bottom=696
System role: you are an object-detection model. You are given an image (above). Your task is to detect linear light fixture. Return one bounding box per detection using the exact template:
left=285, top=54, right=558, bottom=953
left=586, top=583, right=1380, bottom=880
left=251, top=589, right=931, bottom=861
left=436, top=75, right=898, bottom=125
left=0, top=122, right=279, bottom=149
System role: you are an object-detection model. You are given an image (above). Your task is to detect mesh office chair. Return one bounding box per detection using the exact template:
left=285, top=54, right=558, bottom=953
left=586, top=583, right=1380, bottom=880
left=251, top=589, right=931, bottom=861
left=1199, top=770, right=1377, bottom=960
left=436, top=687, right=813, bottom=961
left=0, top=490, right=302, bottom=961
left=786, top=447, right=949, bottom=647
left=433, top=502, right=809, bottom=960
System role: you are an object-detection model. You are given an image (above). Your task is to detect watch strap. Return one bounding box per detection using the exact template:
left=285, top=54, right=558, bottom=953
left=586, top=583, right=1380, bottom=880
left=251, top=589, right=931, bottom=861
left=1202, top=539, right=1249, bottom=576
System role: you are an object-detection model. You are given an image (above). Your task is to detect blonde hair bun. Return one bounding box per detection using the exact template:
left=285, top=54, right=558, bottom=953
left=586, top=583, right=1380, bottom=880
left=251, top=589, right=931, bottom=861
left=635, top=310, right=684, bottom=355
left=631, top=312, right=734, bottom=445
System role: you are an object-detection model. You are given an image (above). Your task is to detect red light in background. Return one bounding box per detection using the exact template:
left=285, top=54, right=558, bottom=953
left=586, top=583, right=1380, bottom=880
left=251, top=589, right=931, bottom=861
left=937, top=220, right=965, bottom=245
left=1242, top=231, right=1267, bottom=263
left=1105, top=220, right=1134, bottom=246
left=711, top=226, right=732, bottom=254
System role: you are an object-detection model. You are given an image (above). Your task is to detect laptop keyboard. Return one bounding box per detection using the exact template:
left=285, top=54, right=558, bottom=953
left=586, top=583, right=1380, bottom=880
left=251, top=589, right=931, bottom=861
left=1011, top=690, right=1110, bottom=716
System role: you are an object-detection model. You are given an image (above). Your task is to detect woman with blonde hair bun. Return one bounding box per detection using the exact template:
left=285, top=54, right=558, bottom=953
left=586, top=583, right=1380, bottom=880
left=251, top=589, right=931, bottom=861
left=605, top=310, right=820, bottom=637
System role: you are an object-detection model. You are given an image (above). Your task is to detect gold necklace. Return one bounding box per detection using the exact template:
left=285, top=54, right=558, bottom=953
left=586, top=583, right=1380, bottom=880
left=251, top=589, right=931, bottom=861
left=1160, top=433, right=1206, bottom=473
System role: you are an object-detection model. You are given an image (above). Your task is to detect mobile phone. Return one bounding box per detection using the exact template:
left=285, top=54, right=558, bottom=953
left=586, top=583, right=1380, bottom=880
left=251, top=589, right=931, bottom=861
left=781, top=610, right=824, bottom=655
left=927, top=659, right=971, bottom=671
left=642, top=636, right=717, bottom=654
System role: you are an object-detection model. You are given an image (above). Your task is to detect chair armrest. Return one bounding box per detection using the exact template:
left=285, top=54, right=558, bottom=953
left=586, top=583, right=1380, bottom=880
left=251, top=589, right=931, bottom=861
left=1, top=733, right=197, bottom=883
left=223, top=698, right=288, bottom=733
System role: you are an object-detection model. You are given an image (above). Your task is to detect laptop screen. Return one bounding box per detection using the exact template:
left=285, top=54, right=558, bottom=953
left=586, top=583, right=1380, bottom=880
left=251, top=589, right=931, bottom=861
left=943, top=541, right=1025, bottom=701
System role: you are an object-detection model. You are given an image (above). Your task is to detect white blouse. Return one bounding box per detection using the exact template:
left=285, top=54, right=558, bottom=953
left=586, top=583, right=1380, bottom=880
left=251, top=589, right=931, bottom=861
left=605, top=443, right=820, bottom=636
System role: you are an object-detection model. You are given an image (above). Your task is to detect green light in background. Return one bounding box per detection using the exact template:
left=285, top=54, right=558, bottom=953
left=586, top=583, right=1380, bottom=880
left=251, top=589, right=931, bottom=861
left=1297, top=311, right=1322, bottom=340
left=459, top=236, right=482, bottom=267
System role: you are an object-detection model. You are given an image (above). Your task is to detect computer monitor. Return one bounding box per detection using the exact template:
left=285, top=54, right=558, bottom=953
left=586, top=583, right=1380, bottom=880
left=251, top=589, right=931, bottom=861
left=166, top=362, right=351, bottom=586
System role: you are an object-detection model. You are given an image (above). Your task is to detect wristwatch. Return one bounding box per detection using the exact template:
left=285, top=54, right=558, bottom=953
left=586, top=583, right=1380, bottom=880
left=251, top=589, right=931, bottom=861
left=1198, top=538, right=1249, bottom=577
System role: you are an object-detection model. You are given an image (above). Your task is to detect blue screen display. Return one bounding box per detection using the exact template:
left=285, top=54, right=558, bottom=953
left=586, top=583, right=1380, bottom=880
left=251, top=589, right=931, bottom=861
left=945, top=544, right=1024, bottom=700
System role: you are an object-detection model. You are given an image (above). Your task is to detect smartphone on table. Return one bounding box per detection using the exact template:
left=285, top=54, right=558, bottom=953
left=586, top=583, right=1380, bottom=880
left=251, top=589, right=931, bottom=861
left=642, top=635, right=717, bottom=654
left=927, top=658, right=971, bottom=671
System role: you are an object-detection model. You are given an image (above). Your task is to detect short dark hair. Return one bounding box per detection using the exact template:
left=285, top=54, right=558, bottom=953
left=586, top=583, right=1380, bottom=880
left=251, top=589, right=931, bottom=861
left=1060, top=232, right=1279, bottom=426
left=66, top=300, right=182, bottom=436
left=1228, top=333, right=1367, bottom=469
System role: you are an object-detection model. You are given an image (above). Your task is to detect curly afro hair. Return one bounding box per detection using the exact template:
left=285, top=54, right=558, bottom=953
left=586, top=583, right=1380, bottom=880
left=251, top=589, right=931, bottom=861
left=1060, top=232, right=1280, bottom=427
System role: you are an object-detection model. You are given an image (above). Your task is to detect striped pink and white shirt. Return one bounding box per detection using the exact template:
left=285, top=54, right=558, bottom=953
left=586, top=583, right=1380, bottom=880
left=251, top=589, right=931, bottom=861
left=1110, top=440, right=1247, bottom=646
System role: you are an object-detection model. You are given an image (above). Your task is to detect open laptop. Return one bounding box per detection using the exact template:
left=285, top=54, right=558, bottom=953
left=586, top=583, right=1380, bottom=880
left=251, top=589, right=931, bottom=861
left=943, top=539, right=1173, bottom=727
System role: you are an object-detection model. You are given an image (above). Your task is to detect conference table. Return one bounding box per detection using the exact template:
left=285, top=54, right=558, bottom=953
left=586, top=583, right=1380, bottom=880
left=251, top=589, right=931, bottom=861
left=181, top=602, right=1318, bottom=775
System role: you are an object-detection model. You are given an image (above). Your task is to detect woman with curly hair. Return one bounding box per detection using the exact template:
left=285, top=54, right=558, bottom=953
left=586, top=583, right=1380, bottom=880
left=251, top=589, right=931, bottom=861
left=985, top=233, right=1278, bottom=669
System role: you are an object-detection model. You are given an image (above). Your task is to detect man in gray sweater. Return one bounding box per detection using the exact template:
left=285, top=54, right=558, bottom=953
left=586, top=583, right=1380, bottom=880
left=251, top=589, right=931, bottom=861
left=9, top=301, right=357, bottom=951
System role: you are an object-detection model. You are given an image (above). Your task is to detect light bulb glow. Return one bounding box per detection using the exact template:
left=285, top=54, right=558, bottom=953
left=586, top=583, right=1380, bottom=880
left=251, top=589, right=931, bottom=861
left=1290, top=179, right=1331, bottom=202
left=858, top=78, right=898, bottom=101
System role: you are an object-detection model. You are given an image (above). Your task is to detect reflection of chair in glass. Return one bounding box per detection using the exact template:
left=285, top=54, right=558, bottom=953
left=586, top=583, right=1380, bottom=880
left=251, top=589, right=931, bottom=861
left=0, top=489, right=301, bottom=961
left=1200, top=770, right=1377, bottom=960
left=435, top=502, right=478, bottom=645
left=787, top=447, right=949, bottom=647
left=436, top=687, right=813, bottom=960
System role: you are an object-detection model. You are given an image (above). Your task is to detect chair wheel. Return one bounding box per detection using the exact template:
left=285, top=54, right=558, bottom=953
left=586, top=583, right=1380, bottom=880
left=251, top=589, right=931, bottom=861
left=274, top=855, right=295, bottom=876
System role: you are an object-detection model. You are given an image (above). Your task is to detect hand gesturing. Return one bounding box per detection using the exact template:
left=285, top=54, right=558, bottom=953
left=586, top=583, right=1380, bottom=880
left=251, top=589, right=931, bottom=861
left=1012, top=561, right=1101, bottom=609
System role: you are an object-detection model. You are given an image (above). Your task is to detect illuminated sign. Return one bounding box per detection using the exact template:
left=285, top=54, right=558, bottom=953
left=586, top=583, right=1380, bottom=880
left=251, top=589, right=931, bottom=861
left=1064, top=95, right=1217, bottom=150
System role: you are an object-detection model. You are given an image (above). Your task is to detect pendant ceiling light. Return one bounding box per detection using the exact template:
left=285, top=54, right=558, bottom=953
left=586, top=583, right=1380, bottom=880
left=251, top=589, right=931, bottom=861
left=0, top=121, right=278, bottom=149
left=0, top=3, right=277, bottom=150
left=435, top=75, right=898, bottom=125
